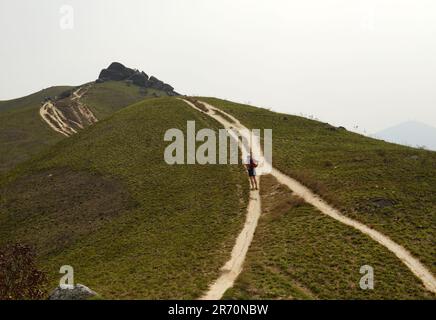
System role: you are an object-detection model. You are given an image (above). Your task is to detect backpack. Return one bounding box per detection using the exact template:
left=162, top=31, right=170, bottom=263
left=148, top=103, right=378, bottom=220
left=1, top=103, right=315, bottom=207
left=250, top=158, right=258, bottom=168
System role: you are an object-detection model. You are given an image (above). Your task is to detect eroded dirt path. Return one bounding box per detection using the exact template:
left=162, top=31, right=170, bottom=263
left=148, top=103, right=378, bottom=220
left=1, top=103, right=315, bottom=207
left=183, top=99, right=264, bottom=300
left=39, top=85, right=97, bottom=136
left=39, top=101, right=77, bottom=136
left=181, top=99, right=436, bottom=298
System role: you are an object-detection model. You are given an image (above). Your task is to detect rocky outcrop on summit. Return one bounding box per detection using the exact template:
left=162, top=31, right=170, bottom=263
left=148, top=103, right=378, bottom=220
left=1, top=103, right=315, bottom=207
left=129, top=72, right=149, bottom=87
left=97, top=62, right=179, bottom=96
left=98, top=62, right=135, bottom=81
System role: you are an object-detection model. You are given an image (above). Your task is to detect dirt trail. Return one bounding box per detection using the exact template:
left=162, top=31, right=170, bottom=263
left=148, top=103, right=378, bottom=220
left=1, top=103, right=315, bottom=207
left=71, top=85, right=89, bottom=101
left=183, top=99, right=264, bottom=299
left=39, top=86, right=97, bottom=136
left=39, top=101, right=77, bottom=136
left=201, top=190, right=262, bottom=300
left=181, top=99, right=436, bottom=298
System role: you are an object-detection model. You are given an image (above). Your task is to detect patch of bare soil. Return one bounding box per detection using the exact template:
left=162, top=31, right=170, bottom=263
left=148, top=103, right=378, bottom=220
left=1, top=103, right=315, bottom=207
left=39, top=86, right=98, bottom=136
left=0, top=168, right=136, bottom=257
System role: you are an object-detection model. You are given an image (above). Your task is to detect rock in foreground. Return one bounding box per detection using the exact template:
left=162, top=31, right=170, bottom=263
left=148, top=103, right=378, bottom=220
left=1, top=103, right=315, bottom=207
left=48, top=284, right=98, bottom=300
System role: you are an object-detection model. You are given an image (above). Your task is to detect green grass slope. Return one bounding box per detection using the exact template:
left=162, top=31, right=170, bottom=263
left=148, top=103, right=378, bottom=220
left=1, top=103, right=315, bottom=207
left=224, top=175, right=432, bottom=299
left=0, top=86, right=72, bottom=172
left=0, top=97, right=248, bottom=299
left=201, top=98, right=436, bottom=276
left=82, top=81, right=169, bottom=118
left=0, top=82, right=170, bottom=173
left=0, top=86, right=72, bottom=112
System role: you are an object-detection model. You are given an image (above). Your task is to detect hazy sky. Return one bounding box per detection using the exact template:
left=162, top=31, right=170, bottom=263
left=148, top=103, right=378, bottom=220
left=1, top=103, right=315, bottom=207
left=1, top=0, right=435, bottom=133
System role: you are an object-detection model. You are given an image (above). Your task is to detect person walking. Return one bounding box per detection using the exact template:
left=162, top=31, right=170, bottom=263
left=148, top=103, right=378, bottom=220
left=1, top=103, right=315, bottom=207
left=246, top=153, right=258, bottom=190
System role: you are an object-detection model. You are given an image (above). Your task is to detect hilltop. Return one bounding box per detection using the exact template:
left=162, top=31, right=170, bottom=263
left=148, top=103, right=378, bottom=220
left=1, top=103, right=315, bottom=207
left=0, top=63, right=179, bottom=172
left=97, top=62, right=179, bottom=96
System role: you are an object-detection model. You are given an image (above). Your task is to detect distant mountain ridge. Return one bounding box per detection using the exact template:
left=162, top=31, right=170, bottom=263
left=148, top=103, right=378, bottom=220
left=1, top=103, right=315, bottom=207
left=374, top=121, right=436, bottom=151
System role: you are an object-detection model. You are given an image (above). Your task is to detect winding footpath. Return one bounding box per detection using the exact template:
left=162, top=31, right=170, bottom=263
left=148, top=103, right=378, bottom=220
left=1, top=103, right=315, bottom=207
left=181, top=99, right=436, bottom=299
left=39, top=100, right=77, bottom=136
left=39, top=85, right=97, bottom=136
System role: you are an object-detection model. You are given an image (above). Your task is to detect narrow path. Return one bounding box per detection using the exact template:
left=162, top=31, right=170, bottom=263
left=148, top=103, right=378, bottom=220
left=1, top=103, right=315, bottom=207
left=71, top=85, right=91, bottom=101
left=39, top=86, right=97, bottom=136
left=39, top=101, right=76, bottom=136
left=181, top=99, right=436, bottom=298
left=272, top=168, right=436, bottom=294
left=201, top=190, right=262, bottom=300
left=182, top=99, right=263, bottom=300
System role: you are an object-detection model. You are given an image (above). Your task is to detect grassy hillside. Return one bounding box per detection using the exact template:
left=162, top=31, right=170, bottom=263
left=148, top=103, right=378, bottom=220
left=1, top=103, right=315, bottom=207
left=224, top=175, right=432, bottom=299
left=0, top=82, right=169, bottom=173
left=201, top=98, right=436, bottom=276
left=1, top=92, right=433, bottom=299
left=0, top=86, right=72, bottom=172
left=0, top=97, right=248, bottom=299
left=82, top=81, right=169, bottom=118
left=0, top=86, right=72, bottom=112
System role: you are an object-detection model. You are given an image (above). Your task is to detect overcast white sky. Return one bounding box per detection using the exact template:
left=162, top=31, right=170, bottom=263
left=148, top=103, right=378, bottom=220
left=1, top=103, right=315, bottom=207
left=0, top=0, right=435, bottom=133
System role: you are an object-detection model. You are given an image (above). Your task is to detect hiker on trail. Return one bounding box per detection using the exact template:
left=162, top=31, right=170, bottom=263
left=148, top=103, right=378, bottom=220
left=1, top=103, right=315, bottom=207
left=246, top=153, right=258, bottom=190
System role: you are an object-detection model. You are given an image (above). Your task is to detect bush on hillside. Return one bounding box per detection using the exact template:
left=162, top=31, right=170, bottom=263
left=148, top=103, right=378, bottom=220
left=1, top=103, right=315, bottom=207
left=0, top=243, right=48, bottom=300
left=58, top=89, right=73, bottom=100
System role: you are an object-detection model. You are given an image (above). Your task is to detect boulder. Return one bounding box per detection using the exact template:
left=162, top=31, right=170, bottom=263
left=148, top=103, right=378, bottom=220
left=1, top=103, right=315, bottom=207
left=128, top=71, right=149, bottom=87
left=48, top=284, right=98, bottom=300
left=107, top=62, right=127, bottom=72
left=97, top=62, right=178, bottom=94
left=98, top=62, right=135, bottom=81
left=148, top=76, right=165, bottom=90
left=98, top=68, right=125, bottom=81
left=162, top=83, right=174, bottom=93
left=107, top=62, right=135, bottom=78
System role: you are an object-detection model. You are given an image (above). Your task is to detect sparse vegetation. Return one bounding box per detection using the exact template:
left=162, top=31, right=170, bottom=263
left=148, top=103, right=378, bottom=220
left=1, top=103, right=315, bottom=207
left=0, top=86, right=72, bottom=173
left=0, top=243, right=48, bottom=300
